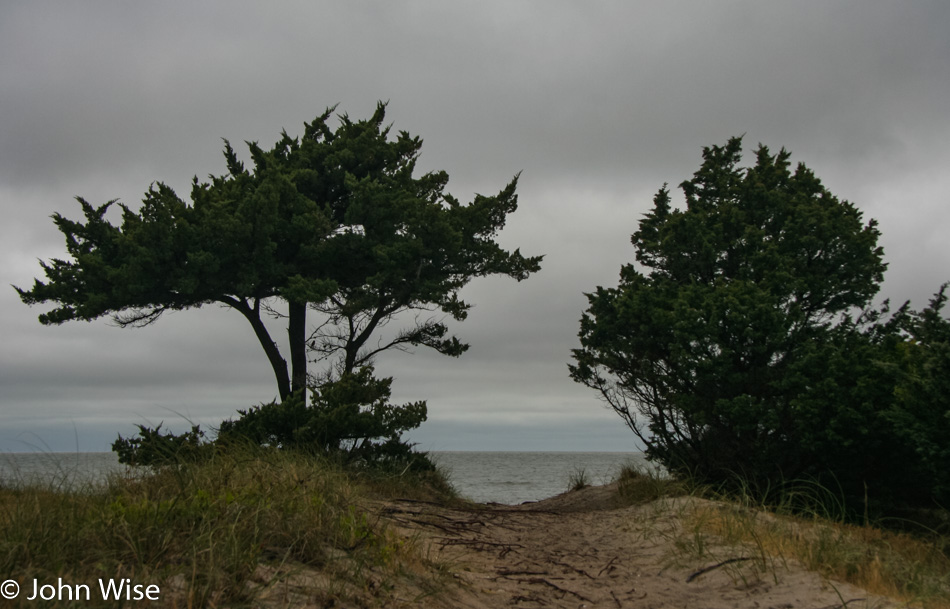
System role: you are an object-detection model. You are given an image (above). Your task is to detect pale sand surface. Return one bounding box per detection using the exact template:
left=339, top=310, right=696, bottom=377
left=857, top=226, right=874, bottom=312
left=377, top=483, right=907, bottom=609
left=250, top=483, right=910, bottom=608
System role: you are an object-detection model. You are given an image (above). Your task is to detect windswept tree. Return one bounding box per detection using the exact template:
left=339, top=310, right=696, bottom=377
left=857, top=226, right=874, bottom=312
left=17, top=103, right=542, bottom=407
left=570, top=137, right=906, bottom=504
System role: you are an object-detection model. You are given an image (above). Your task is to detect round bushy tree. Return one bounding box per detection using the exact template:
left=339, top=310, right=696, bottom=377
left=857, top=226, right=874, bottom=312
left=570, top=137, right=913, bottom=508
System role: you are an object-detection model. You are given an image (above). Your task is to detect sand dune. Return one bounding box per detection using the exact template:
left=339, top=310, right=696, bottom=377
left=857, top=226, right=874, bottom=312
left=380, top=484, right=903, bottom=609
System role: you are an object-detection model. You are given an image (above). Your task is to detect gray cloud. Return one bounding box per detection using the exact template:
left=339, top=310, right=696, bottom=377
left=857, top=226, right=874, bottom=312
left=3, top=1, right=949, bottom=452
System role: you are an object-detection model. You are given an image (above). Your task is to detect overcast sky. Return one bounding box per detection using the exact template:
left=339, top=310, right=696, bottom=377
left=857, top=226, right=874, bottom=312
left=2, top=2, right=949, bottom=453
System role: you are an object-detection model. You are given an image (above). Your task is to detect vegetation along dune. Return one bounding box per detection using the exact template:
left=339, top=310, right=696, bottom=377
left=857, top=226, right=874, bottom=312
left=10, top=106, right=950, bottom=607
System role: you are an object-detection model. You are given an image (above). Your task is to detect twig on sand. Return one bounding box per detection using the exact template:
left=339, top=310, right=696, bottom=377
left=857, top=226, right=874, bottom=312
left=685, top=557, right=752, bottom=583
left=552, top=559, right=596, bottom=579
left=437, top=538, right=524, bottom=557
left=598, top=556, right=619, bottom=576
left=522, top=577, right=593, bottom=603
left=610, top=589, right=623, bottom=608
left=495, top=568, right=548, bottom=578
left=511, top=594, right=544, bottom=604
left=814, top=599, right=866, bottom=609
left=438, top=538, right=523, bottom=549
left=391, top=498, right=448, bottom=506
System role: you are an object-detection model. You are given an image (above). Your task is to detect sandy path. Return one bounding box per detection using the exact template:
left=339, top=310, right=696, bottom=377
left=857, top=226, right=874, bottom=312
left=382, top=485, right=904, bottom=609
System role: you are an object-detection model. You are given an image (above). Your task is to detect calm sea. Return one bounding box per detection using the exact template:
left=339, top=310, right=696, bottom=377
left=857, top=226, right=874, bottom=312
left=0, top=451, right=646, bottom=505
left=433, top=451, right=646, bottom=504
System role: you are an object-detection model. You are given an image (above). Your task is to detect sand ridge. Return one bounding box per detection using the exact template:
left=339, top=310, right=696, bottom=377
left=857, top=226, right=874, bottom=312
left=381, top=484, right=906, bottom=609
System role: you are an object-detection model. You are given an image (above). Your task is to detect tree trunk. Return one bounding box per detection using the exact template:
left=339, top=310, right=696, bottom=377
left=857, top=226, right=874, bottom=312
left=230, top=300, right=292, bottom=401
left=288, top=300, right=308, bottom=399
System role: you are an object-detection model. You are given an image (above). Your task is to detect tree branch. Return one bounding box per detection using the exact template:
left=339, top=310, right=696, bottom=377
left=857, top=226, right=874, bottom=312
left=218, top=295, right=292, bottom=401
left=111, top=307, right=168, bottom=328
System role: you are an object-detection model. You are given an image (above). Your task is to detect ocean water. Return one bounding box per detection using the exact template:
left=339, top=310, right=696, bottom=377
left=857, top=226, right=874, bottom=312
left=0, top=451, right=646, bottom=505
left=0, top=452, right=128, bottom=488
left=432, top=451, right=646, bottom=504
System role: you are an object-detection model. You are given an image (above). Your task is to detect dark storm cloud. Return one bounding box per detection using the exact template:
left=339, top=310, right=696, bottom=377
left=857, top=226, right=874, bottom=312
left=2, top=1, right=949, bottom=451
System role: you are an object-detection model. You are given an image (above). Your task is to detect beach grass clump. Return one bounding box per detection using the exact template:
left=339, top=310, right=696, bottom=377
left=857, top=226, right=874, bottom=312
left=614, top=463, right=688, bottom=505
left=673, top=485, right=950, bottom=608
left=567, top=467, right=592, bottom=492
left=0, top=446, right=453, bottom=607
left=610, top=467, right=950, bottom=607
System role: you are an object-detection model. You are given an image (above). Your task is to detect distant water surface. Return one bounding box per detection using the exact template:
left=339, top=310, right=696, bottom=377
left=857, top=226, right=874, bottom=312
left=0, top=451, right=647, bottom=505
left=0, top=452, right=128, bottom=488
left=431, top=451, right=646, bottom=504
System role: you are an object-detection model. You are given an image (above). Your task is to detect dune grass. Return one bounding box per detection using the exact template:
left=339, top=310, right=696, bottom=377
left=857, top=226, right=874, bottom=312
left=0, top=447, right=455, bottom=608
left=6, top=450, right=947, bottom=607
left=614, top=462, right=688, bottom=504
left=566, top=467, right=592, bottom=492
left=681, top=493, right=950, bottom=607
left=613, top=464, right=950, bottom=608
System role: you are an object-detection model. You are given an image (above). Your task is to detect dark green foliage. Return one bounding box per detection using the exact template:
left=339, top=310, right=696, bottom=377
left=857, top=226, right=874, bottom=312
left=887, top=286, right=950, bottom=507
left=16, top=102, right=541, bottom=402
left=569, top=137, right=947, bottom=515
left=112, top=424, right=210, bottom=467
left=114, top=368, right=432, bottom=470
left=19, top=103, right=540, bottom=471
left=219, top=367, right=431, bottom=469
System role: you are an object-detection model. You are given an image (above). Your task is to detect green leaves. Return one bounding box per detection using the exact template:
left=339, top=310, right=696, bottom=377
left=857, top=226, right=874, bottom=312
left=20, top=103, right=540, bottom=465
left=886, top=286, right=950, bottom=504
left=570, top=137, right=913, bottom=512
left=218, top=367, right=428, bottom=465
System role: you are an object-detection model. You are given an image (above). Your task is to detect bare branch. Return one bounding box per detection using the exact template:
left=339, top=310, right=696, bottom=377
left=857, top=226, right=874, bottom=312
left=217, top=294, right=247, bottom=311
left=261, top=299, right=287, bottom=320
left=353, top=316, right=448, bottom=367
left=111, top=307, right=167, bottom=328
